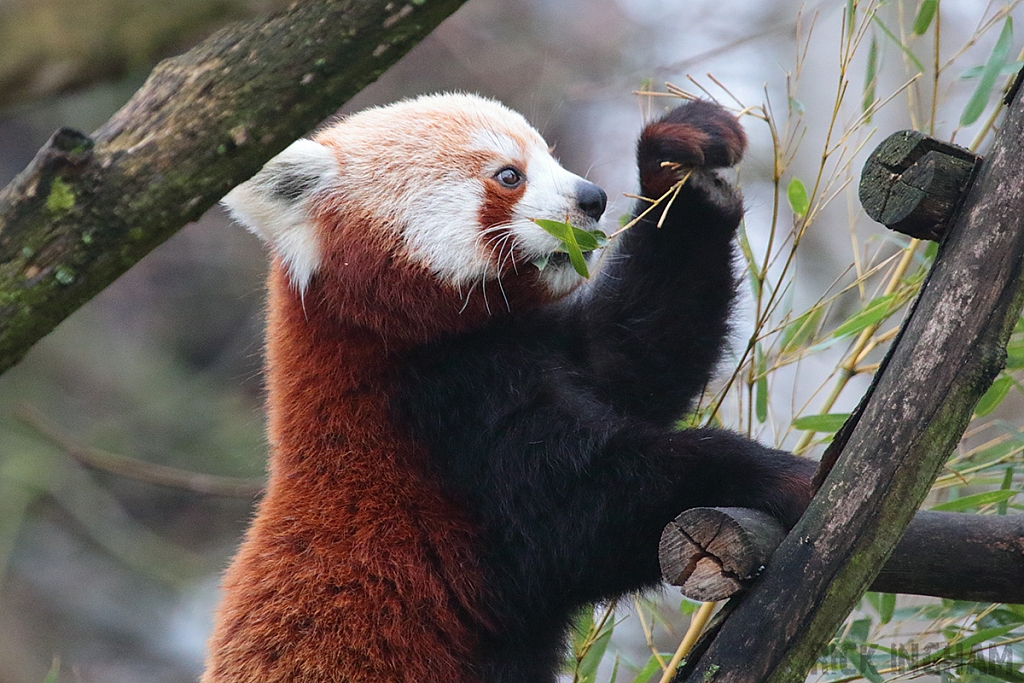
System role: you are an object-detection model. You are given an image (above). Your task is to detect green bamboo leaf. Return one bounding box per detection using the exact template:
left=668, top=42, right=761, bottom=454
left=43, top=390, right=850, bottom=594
left=755, top=343, right=768, bottom=423
left=531, top=253, right=551, bottom=271
left=43, top=660, right=60, bottom=683
left=841, top=642, right=884, bottom=683
left=878, top=592, right=895, bottom=624
left=974, top=375, right=1014, bottom=417
left=532, top=219, right=607, bottom=252
left=680, top=598, right=700, bottom=615
left=865, top=592, right=896, bottom=625
left=633, top=653, right=671, bottom=683
left=998, top=466, right=1014, bottom=515
left=572, top=232, right=599, bottom=253
left=912, top=0, right=938, bottom=35
left=534, top=217, right=570, bottom=241
left=961, top=17, right=1014, bottom=126
left=571, top=607, right=593, bottom=652
left=787, top=177, right=809, bottom=217
left=805, top=335, right=848, bottom=354
left=960, top=60, right=1024, bottom=79
left=563, top=227, right=589, bottom=278
left=576, top=623, right=613, bottom=683
left=872, top=15, right=926, bottom=73
left=831, top=293, right=899, bottom=339
left=737, top=222, right=761, bottom=299
left=917, top=624, right=1019, bottom=665
left=966, top=659, right=1024, bottom=682
left=780, top=307, right=823, bottom=353
left=1006, top=337, right=1024, bottom=368
left=847, top=617, right=872, bottom=643
left=571, top=228, right=606, bottom=252
left=532, top=219, right=608, bottom=279
left=956, top=439, right=1022, bottom=469
left=863, top=35, right=879, bottom=121
left=931, top=489, right=1017, bottom=512
left=792, top=413, right=850, bottom=433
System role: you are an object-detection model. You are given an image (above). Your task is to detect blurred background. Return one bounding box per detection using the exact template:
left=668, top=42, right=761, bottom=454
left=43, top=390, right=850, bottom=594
left=1, top=0, right=1022, bottom=681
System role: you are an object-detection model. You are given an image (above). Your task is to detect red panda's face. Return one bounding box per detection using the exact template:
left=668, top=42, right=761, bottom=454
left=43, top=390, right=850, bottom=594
left=223, top=93, right=606, bottom=334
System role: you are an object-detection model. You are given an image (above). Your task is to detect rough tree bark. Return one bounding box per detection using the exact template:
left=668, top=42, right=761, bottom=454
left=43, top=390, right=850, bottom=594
left=0, top=0, right=471, bottom=376
left=678, top=84, right=1024, bottom=683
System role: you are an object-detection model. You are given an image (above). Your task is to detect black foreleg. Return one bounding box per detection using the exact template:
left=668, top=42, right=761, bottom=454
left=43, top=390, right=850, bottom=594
left=582, top=101, right=750, bottom=425
left=561, top=425, right=816, bottom=602
left=467, top=424, right=815, bottom=683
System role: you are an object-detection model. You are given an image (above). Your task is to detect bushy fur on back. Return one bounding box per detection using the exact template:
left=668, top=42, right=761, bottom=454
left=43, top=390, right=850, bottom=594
left=207, top=93, right=815, bottom=683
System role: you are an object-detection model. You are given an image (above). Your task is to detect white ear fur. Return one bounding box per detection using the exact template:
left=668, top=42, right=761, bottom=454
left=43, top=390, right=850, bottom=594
left=222, top=139, right=336, bottom=294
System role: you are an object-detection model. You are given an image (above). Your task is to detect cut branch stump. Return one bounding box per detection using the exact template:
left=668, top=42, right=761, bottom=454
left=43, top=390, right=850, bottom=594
left=660, top=507, right=1024, bottom=604
left=859, top=130, right=980, bottom=242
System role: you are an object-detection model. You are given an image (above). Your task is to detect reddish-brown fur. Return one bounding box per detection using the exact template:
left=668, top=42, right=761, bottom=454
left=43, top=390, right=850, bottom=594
left=479, top=178, right=527, bottom=271
left=638, top=118, right=746, bottom=199
left=205, top=94, right=595, bottom=682
left=206, top=95, right=799, bottom=683
left=201, top=263, right=489, bottom=683
left=204, top=190, right=560, bottom=682
left=639, top=122, right=709, bottom=197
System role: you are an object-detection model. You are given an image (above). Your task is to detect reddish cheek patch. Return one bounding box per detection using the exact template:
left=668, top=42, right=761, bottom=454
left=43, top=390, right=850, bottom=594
left=478, top=179, right=526, bottom=265
left=479, top=179, right=526, bottom=229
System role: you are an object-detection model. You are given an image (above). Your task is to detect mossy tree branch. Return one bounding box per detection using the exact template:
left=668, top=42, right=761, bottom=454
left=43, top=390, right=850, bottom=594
left=679, top=87, right=1024, bottom=683
left=0, top=0, right=471, bottom=376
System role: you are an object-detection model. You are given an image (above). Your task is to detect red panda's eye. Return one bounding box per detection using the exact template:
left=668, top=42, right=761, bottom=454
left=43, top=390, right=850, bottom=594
left=495, top=167, right=524, bottom=188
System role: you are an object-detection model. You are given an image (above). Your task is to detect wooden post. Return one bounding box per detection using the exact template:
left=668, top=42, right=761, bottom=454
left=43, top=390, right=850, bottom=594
left=859, top=130, right=980, bottom=242
left=679, top=81, right=1024, bottom=683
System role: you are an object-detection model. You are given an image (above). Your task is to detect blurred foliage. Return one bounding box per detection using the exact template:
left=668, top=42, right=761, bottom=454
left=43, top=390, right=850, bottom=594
left=0, top=0, right=295, bottom=110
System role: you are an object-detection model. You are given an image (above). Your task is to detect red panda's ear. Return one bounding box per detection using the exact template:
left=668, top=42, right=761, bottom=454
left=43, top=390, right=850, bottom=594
left=222, top=138, right=336, bottom=295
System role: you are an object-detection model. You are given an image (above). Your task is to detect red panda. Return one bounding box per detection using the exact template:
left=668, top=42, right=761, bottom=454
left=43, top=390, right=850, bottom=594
left=206, top=93, right=815, bottom=683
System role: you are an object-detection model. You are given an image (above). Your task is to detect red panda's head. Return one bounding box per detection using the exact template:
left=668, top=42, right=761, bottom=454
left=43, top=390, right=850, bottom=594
left=223, top=93, right=606, bottom=343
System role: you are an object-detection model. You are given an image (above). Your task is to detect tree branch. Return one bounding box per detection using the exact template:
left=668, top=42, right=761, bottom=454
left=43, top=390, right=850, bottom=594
left=16, top=405, right=265, bottom=497
left=680, top=86, right=1024, bottom=683
left=661, top=507, right=1024, bottom=605
left=0, top=0, right=471, bottom=376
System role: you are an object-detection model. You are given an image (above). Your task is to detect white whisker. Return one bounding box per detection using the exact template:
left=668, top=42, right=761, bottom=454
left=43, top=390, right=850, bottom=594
left=492, top=233, right=518, bottom=312
left=481, top=222, right=515, bottom=236
left=480, top=270, right=492, bottom=315
left=458, top=278, right=479, bottom=314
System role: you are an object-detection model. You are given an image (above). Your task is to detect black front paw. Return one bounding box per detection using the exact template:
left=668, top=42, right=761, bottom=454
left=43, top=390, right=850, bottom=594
left=637, top=100, right=747, bottom=198
left=764, top=454, right=817, bottom=531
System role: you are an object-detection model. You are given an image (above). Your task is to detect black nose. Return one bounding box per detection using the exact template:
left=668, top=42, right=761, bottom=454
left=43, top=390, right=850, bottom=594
left=576, top=181, right=607, bottom=221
